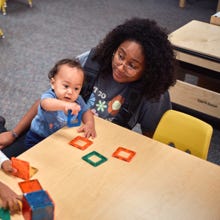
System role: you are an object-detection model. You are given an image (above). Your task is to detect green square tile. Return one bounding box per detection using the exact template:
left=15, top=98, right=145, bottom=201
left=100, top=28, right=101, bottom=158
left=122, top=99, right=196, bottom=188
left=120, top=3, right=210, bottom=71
left=82, top=151, right=107, bottom=167
left=0, top=207, right=10, bottom=220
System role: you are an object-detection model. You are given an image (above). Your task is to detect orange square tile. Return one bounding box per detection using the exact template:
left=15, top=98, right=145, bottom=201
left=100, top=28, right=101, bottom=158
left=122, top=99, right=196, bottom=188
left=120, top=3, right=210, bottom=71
left=69, top=136, right=93, bottom=150
left=19, top=179, right=43, bottom=193
left=112, top=147, right=136, bottom=162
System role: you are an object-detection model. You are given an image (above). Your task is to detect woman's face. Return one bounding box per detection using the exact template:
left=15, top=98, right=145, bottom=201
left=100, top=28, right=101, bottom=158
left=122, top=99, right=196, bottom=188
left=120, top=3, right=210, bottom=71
left=112, top=40, right=145, bottom=83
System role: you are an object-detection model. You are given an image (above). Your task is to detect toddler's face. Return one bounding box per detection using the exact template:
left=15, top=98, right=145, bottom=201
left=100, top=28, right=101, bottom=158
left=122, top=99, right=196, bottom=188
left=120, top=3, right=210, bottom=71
left=50, top=64, right=84, bottom=102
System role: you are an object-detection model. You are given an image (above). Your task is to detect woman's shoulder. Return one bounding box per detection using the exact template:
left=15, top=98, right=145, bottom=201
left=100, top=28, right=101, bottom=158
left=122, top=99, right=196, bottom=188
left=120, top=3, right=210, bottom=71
left=141, top=90, right=170, bottom=103
left=141, top=91, right=171, bottom=110
left=76, top=50, right=91, bottom=67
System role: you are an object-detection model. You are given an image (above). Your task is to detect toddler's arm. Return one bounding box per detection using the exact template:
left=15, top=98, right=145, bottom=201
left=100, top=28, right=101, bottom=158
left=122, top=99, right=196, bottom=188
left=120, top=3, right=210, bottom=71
left=41, top=98, right=81, bottom=115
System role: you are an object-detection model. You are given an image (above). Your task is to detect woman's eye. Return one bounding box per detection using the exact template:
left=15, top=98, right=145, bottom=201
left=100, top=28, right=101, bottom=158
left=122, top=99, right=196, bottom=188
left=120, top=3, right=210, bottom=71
left=118, top=53, right=124, bottom=60
left=129, top=63, right=136, bottom=70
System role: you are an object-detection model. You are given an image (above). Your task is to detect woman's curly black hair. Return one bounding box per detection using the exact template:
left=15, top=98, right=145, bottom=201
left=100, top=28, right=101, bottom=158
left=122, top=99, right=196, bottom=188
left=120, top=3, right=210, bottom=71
left=93, top=17, right=176, bottom=100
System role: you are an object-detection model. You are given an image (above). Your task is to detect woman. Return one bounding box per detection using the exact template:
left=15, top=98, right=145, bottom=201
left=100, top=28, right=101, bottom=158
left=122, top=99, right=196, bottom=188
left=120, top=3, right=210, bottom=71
left=0, top=17, right=176, bottom=156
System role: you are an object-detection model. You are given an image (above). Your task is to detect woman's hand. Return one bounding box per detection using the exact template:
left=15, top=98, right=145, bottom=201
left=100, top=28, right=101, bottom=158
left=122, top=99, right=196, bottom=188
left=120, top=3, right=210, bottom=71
left=1, top=160, right=17, bottom=175
left=0, top=181, right=22, bottom=215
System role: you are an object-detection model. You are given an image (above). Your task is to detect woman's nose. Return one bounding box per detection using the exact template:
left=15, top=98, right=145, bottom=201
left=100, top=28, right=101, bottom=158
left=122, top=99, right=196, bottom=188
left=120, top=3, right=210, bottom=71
left=118, top=61, right=126, bottom=71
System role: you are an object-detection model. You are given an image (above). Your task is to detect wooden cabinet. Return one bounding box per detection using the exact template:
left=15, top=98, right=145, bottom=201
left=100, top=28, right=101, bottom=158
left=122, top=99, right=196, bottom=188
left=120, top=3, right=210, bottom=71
left=168, top=20, right=220, bottom=119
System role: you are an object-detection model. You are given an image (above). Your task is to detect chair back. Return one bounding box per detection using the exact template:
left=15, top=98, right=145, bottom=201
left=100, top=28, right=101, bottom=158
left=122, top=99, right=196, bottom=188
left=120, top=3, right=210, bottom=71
left=153, top=110, right=213, bottom=160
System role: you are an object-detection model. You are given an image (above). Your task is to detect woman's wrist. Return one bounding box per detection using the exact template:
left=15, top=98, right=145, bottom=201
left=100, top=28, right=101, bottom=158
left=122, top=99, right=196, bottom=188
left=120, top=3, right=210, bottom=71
left=11, top=129, right=18, bottom=139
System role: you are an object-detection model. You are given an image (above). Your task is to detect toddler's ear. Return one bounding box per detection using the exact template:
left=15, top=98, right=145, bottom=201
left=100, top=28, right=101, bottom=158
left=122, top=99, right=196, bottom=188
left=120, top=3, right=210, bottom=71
left=50, top=78, right=55, bottom=89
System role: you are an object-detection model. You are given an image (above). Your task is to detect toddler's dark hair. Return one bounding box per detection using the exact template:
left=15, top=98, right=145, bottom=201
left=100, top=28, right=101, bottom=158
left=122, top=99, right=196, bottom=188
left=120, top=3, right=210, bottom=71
left=48, top=58, right=83, bottom=79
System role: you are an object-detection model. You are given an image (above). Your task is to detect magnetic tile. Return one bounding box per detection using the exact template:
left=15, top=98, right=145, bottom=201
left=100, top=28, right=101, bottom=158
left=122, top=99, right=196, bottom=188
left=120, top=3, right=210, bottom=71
left=22, top=190, right=54, bottom=220
left=112, top=147, right=136, bottom=162
left=11, top=157, right=30, bottom=180
left=82, top=151, right=107, bottom=167
left=69, top=136, right=93, bottom=150
left=11, top=158, right=38, bottom=180
left=19, top=179, right=43, bottom=193
left=67, top=110, right=82, bottom=127
left=0, top=207, right=10, bottom=220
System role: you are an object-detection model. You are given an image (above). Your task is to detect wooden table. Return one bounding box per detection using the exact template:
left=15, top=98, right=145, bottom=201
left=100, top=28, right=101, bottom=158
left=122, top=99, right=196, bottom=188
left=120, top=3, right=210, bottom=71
left=169, top=20, right=220, bottom=72
left=179, top=0, right=220, bottom=11
left=1, top=116, right=220, bottom=219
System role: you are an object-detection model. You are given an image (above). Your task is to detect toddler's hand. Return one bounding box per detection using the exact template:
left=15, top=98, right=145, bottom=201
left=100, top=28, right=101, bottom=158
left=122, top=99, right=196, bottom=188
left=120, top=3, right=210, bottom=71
left=65, top=102, right=81, bottom=115
left=77, top=121, right=96, bottom=139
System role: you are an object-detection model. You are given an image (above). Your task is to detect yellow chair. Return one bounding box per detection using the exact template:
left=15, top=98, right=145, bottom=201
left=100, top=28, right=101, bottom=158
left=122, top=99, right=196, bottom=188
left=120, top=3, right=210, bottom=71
left=153, top=110, right=213, bottom=160
left=0, top=0, right=32, bottom=15
left=28, top=0, right=32, bottom=7
left=179, top=0, right=186, bottom=8
left=0, top=28, right=4, bottom=38
left=0, top=0, right=6, bottom=15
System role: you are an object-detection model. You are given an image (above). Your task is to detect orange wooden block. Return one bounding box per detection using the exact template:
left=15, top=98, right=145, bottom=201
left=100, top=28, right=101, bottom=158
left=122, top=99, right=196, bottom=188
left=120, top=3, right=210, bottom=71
left=19, top=179, right=43, bottom=193
left=112, top=147, right=136, bottom=162
left=69, top=136, right=93, bottom=150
